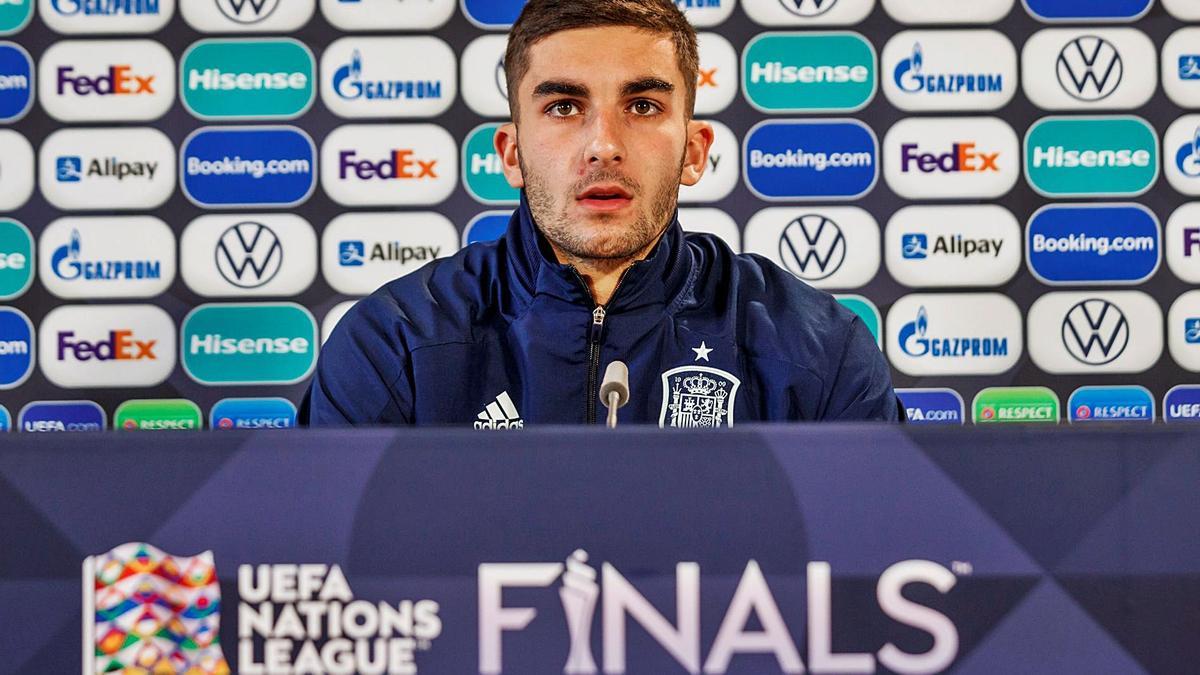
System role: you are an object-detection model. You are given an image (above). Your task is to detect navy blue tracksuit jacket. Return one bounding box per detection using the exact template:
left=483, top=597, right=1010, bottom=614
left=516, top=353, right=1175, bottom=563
left=302, top=196, right=900, bottom=426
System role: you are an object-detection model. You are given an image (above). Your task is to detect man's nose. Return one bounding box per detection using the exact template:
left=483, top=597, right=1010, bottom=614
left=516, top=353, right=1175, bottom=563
left=585, top=108, right=625, bottom=166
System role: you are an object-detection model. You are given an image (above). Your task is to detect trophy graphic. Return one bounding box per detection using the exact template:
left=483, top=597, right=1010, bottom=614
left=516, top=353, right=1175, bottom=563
left=559, top=549, right=599, bottom=674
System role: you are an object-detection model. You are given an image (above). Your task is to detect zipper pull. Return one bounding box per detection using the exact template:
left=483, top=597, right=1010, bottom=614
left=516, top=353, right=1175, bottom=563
left=591, top=306, right=607, bottom=344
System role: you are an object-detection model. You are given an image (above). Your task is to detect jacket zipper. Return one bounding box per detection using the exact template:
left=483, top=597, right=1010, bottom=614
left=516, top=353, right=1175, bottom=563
left=572, top=265, right=636, bottom=424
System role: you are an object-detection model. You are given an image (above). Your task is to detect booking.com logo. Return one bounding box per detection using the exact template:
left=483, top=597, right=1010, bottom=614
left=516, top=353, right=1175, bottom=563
left=181, top=126, right=316, bottom=208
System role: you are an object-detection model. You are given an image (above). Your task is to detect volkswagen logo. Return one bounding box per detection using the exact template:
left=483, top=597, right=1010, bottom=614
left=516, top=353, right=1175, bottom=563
left=779, top=214, right=845, bottom=281
left=779, top=0, right=838, bottom=17
left=1056, top=36, right=1123, bottom=102
left=1062, top=299, right=1129, bottom=365
left=215, top=0, right=280, bottom=24
left=216, top=221, right=283, bottom=289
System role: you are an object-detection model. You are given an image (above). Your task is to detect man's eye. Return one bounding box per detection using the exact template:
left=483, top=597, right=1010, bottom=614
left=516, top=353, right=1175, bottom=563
left=631, top=100, right=660, bottom=115
left=549, top=101, right=578, bottom=117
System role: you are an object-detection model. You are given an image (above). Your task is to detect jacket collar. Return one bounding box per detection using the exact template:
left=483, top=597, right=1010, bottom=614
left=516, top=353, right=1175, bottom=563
left=504, top=191, right=696, bottom=314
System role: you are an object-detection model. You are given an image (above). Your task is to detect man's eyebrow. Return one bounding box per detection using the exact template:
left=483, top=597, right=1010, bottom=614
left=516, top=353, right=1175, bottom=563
left=622, top=77, right=675, bottom=97
left=532, top=80, right=589, bottom=98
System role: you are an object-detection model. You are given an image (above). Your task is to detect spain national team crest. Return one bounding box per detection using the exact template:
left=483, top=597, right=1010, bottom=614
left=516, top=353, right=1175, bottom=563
left=83, top=542, right=230, bottom=674
left=659, top=366, right=741, bottom=428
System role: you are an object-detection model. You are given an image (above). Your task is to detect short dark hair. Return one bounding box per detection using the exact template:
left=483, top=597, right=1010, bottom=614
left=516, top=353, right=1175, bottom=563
left=504, top=0, right=700, bottom=120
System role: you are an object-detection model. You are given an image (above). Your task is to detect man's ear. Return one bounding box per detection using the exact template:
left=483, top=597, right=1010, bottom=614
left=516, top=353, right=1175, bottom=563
left=680, top=120, right=715, bottom=187
left=494, top=122, right=525, bottom=189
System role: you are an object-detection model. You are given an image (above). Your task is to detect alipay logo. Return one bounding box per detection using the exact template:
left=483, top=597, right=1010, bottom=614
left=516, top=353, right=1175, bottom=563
left=464, top=123, right=518, bottom=205
left=886, top=294, right=1022, bottom=375
left=1023, top=0, right=1152, bottom=21
left=322, top=37, right=455, bottom=119
left=1022, top=29, right=1155, bottom=110
left=0, top=42, right=32, bottom=122
left=320, top=124, right=457, bottom=206
left=38, top=304, right=176, bottom=388
left=896, top=388, right=964, bottom=425
left=181, top=38, right=315, bottom=120
left=1024, top=116, right=1158, bottom=197
left=181, top=303, right=318, bottom=385
left=461, top=34, right=509, bottom=118
left=882, top=31, right=1016, bottom=111
left=39, top=127, right=176, bottom=210
left=211, top=396, right=296, bottom=429
left=744, top=207, right=879, bottom=289
left=0, top=219, right=34, bottom=300
left=40, top=0, right=173, bottom=33
left=39, top=217, right=175, bottom=299
left=1164, top=384, right=1200, bottom=422
left=182, top=0, right=314, bottom=32
left=1168, top=290, right=1200, bottom=371
left=321, top=212, right=458, bottom=295
left=181, top=126, right=316, bottom=208
left=18, top=400, right=105, bottom=432
left=1068, top=386, right=1153, bottom=423
left=742, top=32, right=876, bottom=113
left=1164, top=116, right=1200, bottom=196
left=0, top=0, right=33, bottom=35
left=1026, top=204, right=1159, bottom=285
left=1163, top=28, right=1200, bottom=108
left=743, top=119, right=877, bottom=200
left=0, top=307, right=33, bottom=389
left=886, top=205, right=1021, bottom=288
left=742, top=0, right=874, bottom=25
left=1028, top=291, right=1162, bottom=374
left=39, top=40, right=175, bottom=122
left=182, top=214, right=316, bottom=298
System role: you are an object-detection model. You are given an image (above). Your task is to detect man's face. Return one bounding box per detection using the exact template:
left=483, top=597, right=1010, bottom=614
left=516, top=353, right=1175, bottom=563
left=496, top=26, right=713, bottom=263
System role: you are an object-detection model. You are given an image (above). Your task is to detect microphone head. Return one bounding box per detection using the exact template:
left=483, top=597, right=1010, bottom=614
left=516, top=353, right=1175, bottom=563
left=599, top=360, right=630, bottom=409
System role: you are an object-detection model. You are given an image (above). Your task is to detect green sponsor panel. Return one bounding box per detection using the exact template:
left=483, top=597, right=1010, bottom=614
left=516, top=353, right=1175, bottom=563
left=0, top=219, right=33, bottom=300
left=835, top=294, right=881, bottom=348
left=182, top=303, right=318, bottom=385
left=180, top=39, right=315, bottom=120
left=0, top=0, right=32, bottom=35
left=742, top=32, right=876, bottom=113
left=1024, top=116, right=1158, bottom=197
left=463, top=123, right=519, bottom=204
left=115, top=399, right=203, bottom=431
left=973, top=386, right=1060, bottom=424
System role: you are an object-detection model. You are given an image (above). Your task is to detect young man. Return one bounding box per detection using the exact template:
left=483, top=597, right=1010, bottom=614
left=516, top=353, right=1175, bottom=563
left=302, top=0, right=901, bottom=426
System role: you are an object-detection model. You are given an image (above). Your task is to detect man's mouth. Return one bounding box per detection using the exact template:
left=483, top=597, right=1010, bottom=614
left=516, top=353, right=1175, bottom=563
left=576, top=184, right=634, bottom=212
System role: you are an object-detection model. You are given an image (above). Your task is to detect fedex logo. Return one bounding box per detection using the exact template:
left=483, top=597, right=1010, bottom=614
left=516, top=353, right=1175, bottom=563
left=57, top=330, right=156, bottom=362
left=900, top=143, right=1000, bottom=173
left=1186, top=228, right=1200, bottom=257
left=57, top=65, right=155, bottom=96
left=338, top=149, right=438, bottom=180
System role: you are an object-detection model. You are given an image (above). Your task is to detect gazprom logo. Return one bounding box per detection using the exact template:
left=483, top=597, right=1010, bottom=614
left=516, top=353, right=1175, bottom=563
left=180, top=38, right=315, bottom=120
left=743, top=119, right=877, bottom=200
left=43, top=0, right=172, bottom=33
left=181, top=126, right=316, bottom=209
left=882, top=31, right=1016, bottom=111
left=1027, top=204, right=1160, bottom=285
left=181, top=303, right=318, bottom=385
left=896, top=388, right=964, bottom=425
left=742, top=32, right=876, bottom=113
left=887, top=294, right=1022, bottom=376
left=1068, top=386, right=1154, bottom=423
left=1165, top=117, right=1200, bottom=196
left=0, top=42, right=32, bottom=122
left=322, top=37, right=455, bottom=118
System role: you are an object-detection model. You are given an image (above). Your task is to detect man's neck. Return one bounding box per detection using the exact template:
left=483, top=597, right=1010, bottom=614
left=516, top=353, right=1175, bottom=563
left=549, top=238, right=660, bottom=306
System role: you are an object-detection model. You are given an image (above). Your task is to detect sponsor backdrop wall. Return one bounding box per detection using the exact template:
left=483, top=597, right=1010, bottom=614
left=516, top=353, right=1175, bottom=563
left=1, top=0, right=1200, bottom=429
